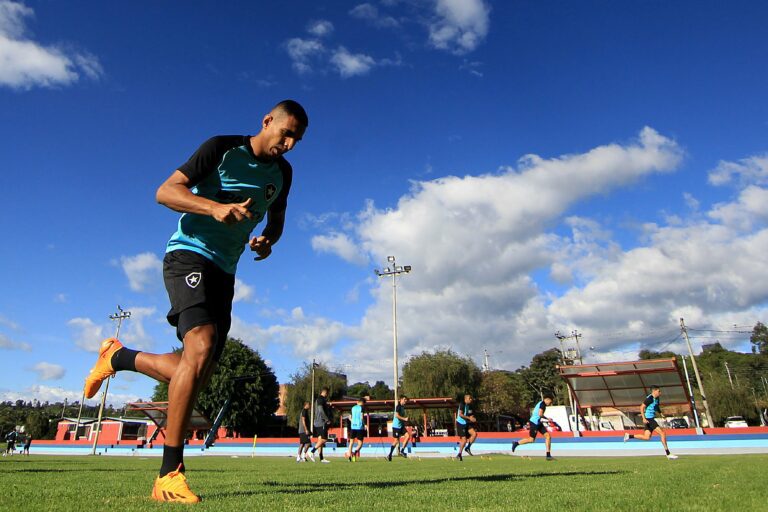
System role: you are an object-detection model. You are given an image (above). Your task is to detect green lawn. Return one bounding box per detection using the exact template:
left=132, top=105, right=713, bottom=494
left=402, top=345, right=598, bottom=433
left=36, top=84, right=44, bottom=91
left=0, top=454, right=765, bottom=511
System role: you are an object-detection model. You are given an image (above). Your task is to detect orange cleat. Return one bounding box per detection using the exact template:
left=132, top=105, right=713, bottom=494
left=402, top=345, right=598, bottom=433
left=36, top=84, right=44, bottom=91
left=151, top=465, right=201, bottom=504
left=83, top=338, right=123, bottom=399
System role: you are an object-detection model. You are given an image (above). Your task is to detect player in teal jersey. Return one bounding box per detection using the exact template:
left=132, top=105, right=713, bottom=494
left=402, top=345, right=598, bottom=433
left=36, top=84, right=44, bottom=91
left=387, top=396, right=411, bottom=461
left=456, top=394, right=478, bottom=461
left=512, top=395, right=554, bottom=460
left=82, top=100, right=308, bottom=502
left=623, top=386, right=678, bottom=459
left=345, top=397, right=367, bottom=461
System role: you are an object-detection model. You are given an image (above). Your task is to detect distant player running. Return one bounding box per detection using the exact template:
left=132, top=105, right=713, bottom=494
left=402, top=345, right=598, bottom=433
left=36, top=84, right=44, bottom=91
left=623, top=386, right=678, bottom=460
left=387, top=396, right=410, bottom=461
left=296, top=401, right=311, bottom=462
left=456, top=394, right=478, bottom=461
left=309, top=387, right=332, bottom=463
left=345, top=397, right=367, bottom=462
left=512, top=395, right=554, bottom=460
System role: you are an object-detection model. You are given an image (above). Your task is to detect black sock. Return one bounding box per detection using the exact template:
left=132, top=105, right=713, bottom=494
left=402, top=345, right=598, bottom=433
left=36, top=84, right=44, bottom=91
left=319, top=451, right=324, bottom=461
left=111, top=347, right=139, bottom=372
left=389, top=445, right=396, bottom=456
left=159, top=445, right=184, bottom=477
left=310, top=447, right=316, bottom=453
left=546, top=451, right=551, bottom=457
left=628, top=434, right=635, bottom=439
left=665, top=449, right=670, bottom=455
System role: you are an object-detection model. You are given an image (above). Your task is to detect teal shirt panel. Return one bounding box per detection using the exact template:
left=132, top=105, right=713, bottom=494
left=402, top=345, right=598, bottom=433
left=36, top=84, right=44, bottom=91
left=351, top=405, right=364, bottom=430
left=167, top=144, right=284, bottom=274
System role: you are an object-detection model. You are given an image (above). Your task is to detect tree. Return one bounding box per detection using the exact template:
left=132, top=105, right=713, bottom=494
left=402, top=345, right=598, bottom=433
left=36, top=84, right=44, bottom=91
left=346, top=381, right=393, bottom=400
left=750, top=322, right=768, bottom=355
left=477, top=370, right=527, bottom=422
left=283, top=362, right=348, bottom=431
left=369, top=380, right=394, bottom=400
left=401, top=349, right=482, bottom=400
left=401, top=350, right=482, bottom=424
left=639, top=349, right=677, bottom=360
left=517, top=348, right=566, bottom=405
left=152, top=338, right=279, bottom=437
left=347, top=382, right=372, bottom=398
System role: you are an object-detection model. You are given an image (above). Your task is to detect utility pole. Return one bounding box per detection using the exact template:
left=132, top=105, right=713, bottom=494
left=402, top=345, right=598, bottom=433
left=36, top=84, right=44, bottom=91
left=725, top=362, right=734, bottom=389
left=681, top=355, right=701, bottom=428
left=680, top=318, right=714, bottom=428
left=572, top=330, right=584, bottom=364
left=482, top=349, right=490, bottom=372
left=91, top=306, right=130, bottom=455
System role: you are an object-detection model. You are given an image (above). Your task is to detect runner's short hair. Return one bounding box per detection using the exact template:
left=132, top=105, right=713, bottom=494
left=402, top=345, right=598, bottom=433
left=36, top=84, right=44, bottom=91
left=272, top=99, right=309, bottom=127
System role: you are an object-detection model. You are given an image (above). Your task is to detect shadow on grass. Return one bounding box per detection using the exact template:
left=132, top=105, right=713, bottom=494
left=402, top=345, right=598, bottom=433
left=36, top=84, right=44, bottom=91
left=208, top=470, right=627, bottom=500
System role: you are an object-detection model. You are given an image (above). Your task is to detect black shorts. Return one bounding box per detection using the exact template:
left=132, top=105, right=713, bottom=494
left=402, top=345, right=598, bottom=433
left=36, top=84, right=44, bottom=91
left=458, top=423, right=476, bottom=438
left=528, top=422, right=547, bottom=439
left=163, top=250, right=235, bottom=361
left=350, top=429, right=366, bottom=441
left=393, top=427, right=407, bottom=439
left=299, top=433, right=311, bottom=445
left=313, top=426, right=328, bottom=439
left=644, top=418, right=660, bottom=432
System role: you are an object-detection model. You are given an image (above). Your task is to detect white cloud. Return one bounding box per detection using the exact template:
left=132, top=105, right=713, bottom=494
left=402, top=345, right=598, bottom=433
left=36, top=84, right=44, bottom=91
left=0, top=0, right=103, bottom=89
left=0, top=313, right=19, bottom=330
left=708, top=185, right=768, bottom=231
left=234, top=278, right=255, bottom=303
left=0, top=332, right=30, bottom=351
left=120, top=252, right=162, bottom=292
left=428, top=0, right=491, bottom=55
left=708, top=155, right=768, bottom=187
left=285, top=37, right=324, bottom=74
left=306, top=127, right=686, bottom=382
left=311, top=231, right=368, bottom=265
left=68, top=317, right=106, bottom=352
left=30, top=362, right=65, bottom=381
left=307, top=19, right=334, bottom=37
left=0, top=384, right=143, bottom=406
left=68, top=306, right=156, bottom=352
left=330, top=46, right=376, bottom=78
left=349, top=3, right=399, bottom=28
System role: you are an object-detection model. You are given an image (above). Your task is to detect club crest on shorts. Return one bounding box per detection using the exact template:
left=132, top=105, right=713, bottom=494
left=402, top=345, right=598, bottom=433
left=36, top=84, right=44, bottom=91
left=265, top=183, right=276, bottom=201
left=185, top=272, right=202, bottom=288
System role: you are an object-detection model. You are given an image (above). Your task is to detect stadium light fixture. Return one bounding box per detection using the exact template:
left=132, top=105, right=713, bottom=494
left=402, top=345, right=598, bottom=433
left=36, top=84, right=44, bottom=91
left=373, top=256, right=412, bottom=404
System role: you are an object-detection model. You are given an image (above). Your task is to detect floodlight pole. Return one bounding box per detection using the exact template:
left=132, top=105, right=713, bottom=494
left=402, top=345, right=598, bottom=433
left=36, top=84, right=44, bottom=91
left=310, top=359, right=317, bottom=428
left=91, top=306, right=131, bottom=455
left=374, top=256, right=411, bottom=404
left=680, top=318, right=714, bottom=428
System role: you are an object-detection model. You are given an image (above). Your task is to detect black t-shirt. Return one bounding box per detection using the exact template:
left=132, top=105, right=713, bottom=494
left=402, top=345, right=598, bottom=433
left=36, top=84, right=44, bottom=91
left=298, top=408, right=310, bottom=433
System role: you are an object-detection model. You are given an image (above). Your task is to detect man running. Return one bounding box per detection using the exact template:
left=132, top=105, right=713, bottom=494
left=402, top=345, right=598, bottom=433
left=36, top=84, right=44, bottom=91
left=623, top=386, right=678, bottom=459
left=345, top=396, right=367, bottom=461
left=310, top=387, right=332, bottom=463
left=456, top=394, right=477, bottom=461
left=3, top=429, right=16, bottom=457
left=387, top=396, right=410, bottom=461
left=297, top=401, right=311, bottom=462
left=82, top=100, right=308, bottom=502
left=512, top=395, right=554, bottom=460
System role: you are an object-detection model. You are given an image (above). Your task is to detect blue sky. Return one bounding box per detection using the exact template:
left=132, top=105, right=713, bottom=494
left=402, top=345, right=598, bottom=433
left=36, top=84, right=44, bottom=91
left=1, top=0, right=767, bottom=407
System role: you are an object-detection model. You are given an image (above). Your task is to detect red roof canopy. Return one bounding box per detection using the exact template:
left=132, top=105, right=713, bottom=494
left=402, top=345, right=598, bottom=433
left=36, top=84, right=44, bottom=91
left=558, top=358, right=691, bottom=410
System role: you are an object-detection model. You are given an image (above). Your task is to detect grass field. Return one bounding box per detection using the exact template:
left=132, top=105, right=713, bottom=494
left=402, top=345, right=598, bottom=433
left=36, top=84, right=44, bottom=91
left=0, top=453, right=766, bottom=511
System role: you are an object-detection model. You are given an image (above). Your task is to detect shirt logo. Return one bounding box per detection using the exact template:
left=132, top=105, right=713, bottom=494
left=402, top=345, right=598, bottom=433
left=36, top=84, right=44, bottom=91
left=265, top=183, right=276, bottom=201
left=185, top=272, right=202, bottom=288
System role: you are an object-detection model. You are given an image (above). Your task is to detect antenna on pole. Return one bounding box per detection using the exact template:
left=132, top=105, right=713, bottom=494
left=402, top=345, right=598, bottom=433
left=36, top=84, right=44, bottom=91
left=91, top=305, right=131, bottom=455
left=482, top=348, right=490, bottom=372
